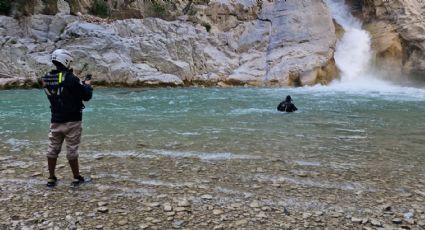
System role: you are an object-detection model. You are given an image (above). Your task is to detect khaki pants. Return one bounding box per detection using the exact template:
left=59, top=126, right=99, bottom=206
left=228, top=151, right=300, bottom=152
left=47, top=121, right=82, bottom=160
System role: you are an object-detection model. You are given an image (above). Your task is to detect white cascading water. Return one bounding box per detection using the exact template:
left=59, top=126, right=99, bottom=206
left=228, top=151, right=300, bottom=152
left=318, top=0, right=425, bottom=97
left=321, top=0, right=414, bottom=93
left=325, top=0, right=373, bottom=82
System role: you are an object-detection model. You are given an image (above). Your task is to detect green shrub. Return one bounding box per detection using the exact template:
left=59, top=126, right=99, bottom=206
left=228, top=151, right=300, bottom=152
left=0, top=0, right=12, bottom=15
left=90, top=0, right=110, bottom=18
left=151, top=2, right=165, bottom=17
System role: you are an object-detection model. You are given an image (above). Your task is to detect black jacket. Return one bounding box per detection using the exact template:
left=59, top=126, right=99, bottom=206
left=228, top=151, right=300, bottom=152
left=277, top=101, right=298, bottom=112
left=42, top=69, right=93, bottom=123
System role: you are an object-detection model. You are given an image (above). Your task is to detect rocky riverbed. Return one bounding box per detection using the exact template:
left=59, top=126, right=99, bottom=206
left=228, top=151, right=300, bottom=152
left=1, top=148, right=424, bottom=229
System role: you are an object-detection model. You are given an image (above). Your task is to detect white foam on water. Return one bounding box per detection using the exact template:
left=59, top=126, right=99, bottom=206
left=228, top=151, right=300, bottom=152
left=293, top=160, right=321, bottom=166
left=152, top=149, right=261, bottom=161
left=89, top=151, right=155, bottom=159
left=296, top=82, right=425, bottom=101
left=5, top=138, right=31, bottom=151
left=335, top=135, right=367, bottom=140
left=173, top=131, right=200, bottom=136
left=335, top=128, right=366, bottom=133
left=214, top=186, right=254, bottom=198
left=87, top=150, right=261, bottom=161
left=229, top=108, right=274, bottom=115
left=253, top=174, right=373, bottom=192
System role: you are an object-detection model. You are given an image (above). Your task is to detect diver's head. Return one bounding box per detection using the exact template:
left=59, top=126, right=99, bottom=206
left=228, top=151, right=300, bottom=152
left=285, top=95, right=292, bottom=102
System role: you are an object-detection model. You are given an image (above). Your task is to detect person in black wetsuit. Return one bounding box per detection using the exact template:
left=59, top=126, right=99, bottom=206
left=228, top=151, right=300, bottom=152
left=277, top=95, right=298, bottom=112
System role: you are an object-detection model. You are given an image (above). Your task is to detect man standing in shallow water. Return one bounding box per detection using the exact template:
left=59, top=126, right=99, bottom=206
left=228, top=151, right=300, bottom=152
left=277, top=95, right=298, bottom=112
left=40, top=49, right=93, bottom=187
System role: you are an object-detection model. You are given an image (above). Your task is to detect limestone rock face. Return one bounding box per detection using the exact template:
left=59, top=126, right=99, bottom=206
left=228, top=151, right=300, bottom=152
left=258, top=0, right=337, bottom=86
left=361, top=0, right=425, bottom=80
left=0, top=0, right=337, bottom=88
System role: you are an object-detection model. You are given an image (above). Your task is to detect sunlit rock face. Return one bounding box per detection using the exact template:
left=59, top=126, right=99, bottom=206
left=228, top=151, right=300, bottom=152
left=360, top=0, right=425, bottom=81
left=0, top=0, right=337, bottom=88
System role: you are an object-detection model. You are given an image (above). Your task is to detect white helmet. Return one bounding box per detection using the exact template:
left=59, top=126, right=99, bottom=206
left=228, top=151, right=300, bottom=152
left=51, top=49, right=73, bottom=68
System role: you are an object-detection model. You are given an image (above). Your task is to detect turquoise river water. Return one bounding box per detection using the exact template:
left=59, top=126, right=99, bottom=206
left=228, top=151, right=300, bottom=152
left=1, top=83, right=424, bottom=175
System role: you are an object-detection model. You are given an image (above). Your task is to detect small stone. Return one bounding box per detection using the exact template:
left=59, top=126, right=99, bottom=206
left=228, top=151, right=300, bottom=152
left=172, top=220, right=185, bottom=229
left=139, top=224, right=149, bottom=229
left=382, top=204, right=392, bottom=212
left=94, top=155, right=104, bottom=160
left=95, top=225, right=103, bottom=229
left=118, top=220, right=128, bottom=226
left=351, top=217, right=362, bottom=223
left=405, top=218, right=415, bottom=224
left=415, top=190, right=425, bottom=197
left=303, top=212, right=312, bottom=219
left=97, top=207, right=108, bottom=213
left=147, top=202, right=160, bottom=207
left=157, top=194, right=168, bottom=199
left=57, top=164, right=65, bottom=169
left=295, top=171, right=308, bottom=177
left=30, top=172, right=42, bottom=177
left=165, top=211, right=175, bottom=216
left=201, top=194, right=213, bottom=200
left=252, top=184, right=262, bottom=189
left=151, top=219, right=161, bottom=224
left=370, top=219, right=381, bottom=227
left=177, top=200, right=190, bottom=207
left=401, top=193, right=414, bottom=198
left=3, top=169, right=15, bottom=174
left=91, top=174, right=101, bottom=179
left=330, top=212, right=342, bottom=218
left=249, top=200, right=260, bottom=208
left=256, top=212, right=267, bottom=218
left=213, top=224, right=224, bottom=230
left=175, top=207, right=187, bottom=212
left=213, top=209, right=223, bottom=215
left=235, top=219, right=248, bottom=226
left=75, top=212, right=84, bottom=216
left=392, top=218, right=402, bottom=224
left=97, top=202, right=108, bottom=207
left=163, top=203, right=173, bottom=212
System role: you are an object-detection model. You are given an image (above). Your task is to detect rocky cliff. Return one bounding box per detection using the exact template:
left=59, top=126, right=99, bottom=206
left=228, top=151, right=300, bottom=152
left=359, top=0, right=425, bottom=81
left=0, top=0, right=338, bottom=88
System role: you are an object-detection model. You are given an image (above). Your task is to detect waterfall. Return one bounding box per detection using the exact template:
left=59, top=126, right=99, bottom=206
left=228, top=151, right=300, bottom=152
left=325, top=0, right=373, bottom=82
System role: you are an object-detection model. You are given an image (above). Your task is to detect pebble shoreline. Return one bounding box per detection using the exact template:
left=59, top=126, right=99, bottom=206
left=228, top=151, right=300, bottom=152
left=1, top=152, right=424, bottom=229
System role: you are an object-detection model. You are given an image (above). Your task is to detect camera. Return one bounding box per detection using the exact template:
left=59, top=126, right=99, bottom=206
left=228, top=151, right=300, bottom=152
left=85, top=74, right=92, bottom=81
